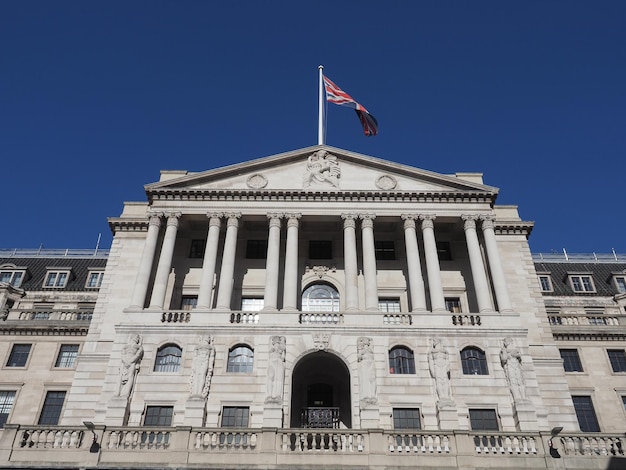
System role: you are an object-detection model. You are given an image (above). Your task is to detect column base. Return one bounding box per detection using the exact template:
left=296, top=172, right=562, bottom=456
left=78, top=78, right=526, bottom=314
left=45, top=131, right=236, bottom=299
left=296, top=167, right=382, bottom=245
left=263, top=403, right=284, bottom=427
left=359, top=406, right=380, bottom=428
left=105, top=397, right=129, bottom=426
left=436, top=401, right=458, bottom=430
left=185, top=397, right=207, bottom=427
left=514, top=400, right=538, bottom=432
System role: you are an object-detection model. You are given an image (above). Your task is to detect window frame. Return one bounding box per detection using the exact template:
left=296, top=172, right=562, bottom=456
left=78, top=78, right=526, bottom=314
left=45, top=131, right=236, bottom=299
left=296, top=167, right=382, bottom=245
left=568, top=274, right=596, bottom=293
left=445, top=297, right=462, bottom=313
left=43, top=270, right=71, bottom=288
left=38, top=391, right=66, bottom=425
left=613, top=275, right=626, bottom=293
left=180, top=295, right=198, bottom=311
left=560, top=349, right=584, bottom=372
left=221, top=406, right=250, bottom=427
left=389, top=346, right=416, bottom=374
left=153, top=344, right=183, bottom=373
left=374, top=240, right=396, bottom=260
left=241, top=297, right=264, bottom=312
left=301, top=283, right=340, bottom=313
left=607, top=349, right=626, bottom=373
left=538, top=275, right=553, bottom=292
left=55, top=344, right=80, bottom=369
left=144, top=405, right=174, bottom=426
left=0, top=269, right=25, bottom=288
left=308, top=240, right=333, bottom=260
left=189, top=239, right=206, bottom=259
left=460, top=347, right=489, bottom=375
left=572, top=395, right=600, bottom=432
left=0, top=390, right=16, bottom=428
left=392, top=408, right=421, bottom=430
left=227, top=345, right=254, bottom=373
left=378, top=298, right=401, bottom=313
left=6, top=344, right=32, bottom=368
left=469, top=408, right=499, bottom=431
left=245, top=240, right=268, bottom=259
left=85, top=270, right=104, bottom=289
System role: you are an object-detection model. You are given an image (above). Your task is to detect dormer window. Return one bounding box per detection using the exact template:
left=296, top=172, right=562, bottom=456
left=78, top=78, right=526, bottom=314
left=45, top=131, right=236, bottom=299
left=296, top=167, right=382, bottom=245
left=568, top=274, right=595, bottom=293
left=613, top=275, right=626, bottom=293
left=538, top=274, right=553, bottom=292
left=0, top=269, right=25, bottom=288
left=86, top=271, right=104, bottom=289
left=43, top=270, right=70, bottom=288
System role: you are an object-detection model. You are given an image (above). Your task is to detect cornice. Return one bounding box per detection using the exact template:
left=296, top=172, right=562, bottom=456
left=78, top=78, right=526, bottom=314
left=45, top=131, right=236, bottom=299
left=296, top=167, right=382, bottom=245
left=553, top=332, right=626, bottom=341
left=0, top=322, right=90, bottom=336
left=146, top=189, right=498, bottom=205
left=108, top=218, right=149, bottom=234
left=494, top=221, right=534, bottom=237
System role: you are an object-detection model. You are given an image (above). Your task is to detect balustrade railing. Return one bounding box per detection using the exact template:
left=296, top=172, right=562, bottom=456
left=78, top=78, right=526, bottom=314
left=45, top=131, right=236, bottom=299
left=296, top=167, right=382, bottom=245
left=387, top=432, right=450, bottom=453
left=280, top=430, right=364, bottom=452
left=106, top=428, right=170, bottom=449
left=12, top=309, right=93, bottom=322
left=471, top=433, right=537, bottom=454
left=299, top=313, right=343, bottom=324
left=161, top=311, right=191, bottom=323
left=558, top=435, right=625, bottom=456
left=230, top=312, right=259, bottom=324
left=17, top=426, right=85, bottom=449
left=548, top=314, right=623, bottom=327
left=383, top=314, right=412, bottom=325
left=452, top=314, right=481, bottom=326
left=194, top=430, right=257, bottom=450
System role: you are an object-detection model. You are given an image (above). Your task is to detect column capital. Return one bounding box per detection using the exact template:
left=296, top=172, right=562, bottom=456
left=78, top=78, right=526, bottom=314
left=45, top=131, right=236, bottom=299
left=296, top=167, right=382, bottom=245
left=267, top=213, right=283, bottom=229
left=462, top=214, right=478, bottom=230
left=341, top=213, right=358, bottom=229
left=147, top=213, right=163, bottom=227
left=267, top=212, right=284, bottom=221
left=165, top=212, right=182, bottom=227
left=480, top=214, right=496, bottom=230
left=419, top=214, right=436, bottom=229
left=207, top=212, right=223, bottom=227
left=285, top=213, right=301, bottom=228
left=401, top=214, right=418, bottom=230
left=360, top=213, right=376, bottom=229
left=225, top=212, right=242, bottom=228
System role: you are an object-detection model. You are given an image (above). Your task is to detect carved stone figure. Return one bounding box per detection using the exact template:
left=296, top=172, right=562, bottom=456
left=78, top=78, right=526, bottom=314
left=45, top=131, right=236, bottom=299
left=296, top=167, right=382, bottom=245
left=357, top=336, right=377, bottom=407
left=117, top=334, right=143, bottom=398
left=500, top=337, right=527, bottom=402
left=303, top=150, right=341, bottom=188
left=265, top=336, right=286, bottom=404
left=428, top=338, right=453, bottom=405
left=189, top=335, right=215, bottom=399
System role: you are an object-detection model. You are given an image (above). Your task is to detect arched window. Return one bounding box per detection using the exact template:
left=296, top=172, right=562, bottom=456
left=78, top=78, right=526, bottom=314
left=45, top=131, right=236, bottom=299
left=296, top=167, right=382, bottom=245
left=461, top=347, right=488, bottom=375
left=302, top=283, right=340, bottom=312
left=154, top=344, right=182, bottom=372
left=389, top=346, right=415, bottom=374
left=227, top=345, right=254, bottom=373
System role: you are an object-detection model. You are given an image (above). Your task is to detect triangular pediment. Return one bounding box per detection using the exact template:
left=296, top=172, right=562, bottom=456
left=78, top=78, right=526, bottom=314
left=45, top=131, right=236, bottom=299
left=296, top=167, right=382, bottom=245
left=146, top=145, right=498, bottom=194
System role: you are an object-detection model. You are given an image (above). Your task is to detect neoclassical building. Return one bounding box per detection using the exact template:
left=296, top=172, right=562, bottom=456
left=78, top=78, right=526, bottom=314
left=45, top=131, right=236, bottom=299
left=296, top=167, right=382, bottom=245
left=0, top=145, right=624, bottom=469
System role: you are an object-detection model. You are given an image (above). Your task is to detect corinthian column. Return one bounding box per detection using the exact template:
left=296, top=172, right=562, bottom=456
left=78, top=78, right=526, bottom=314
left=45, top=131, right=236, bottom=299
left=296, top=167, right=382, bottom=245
left=401, top=215, right=427, bottom=312
left=263, top=213, right=283, bottom=311
left=360, top=214, right=379, bottom=311
left=282, top=213, right=301, bottom=311
left=420, top=215, right=446, bottom=312
left=149, top=212, right=181, bottom=309
left=196, top=213, right=223, bottom=309
left=129, top=213, right=162, bottom=309
left=342, top=213, right=359, bottom=311
left=215, top=213, right=241, bottom=310
left=462, top=214, right=493, bottom=313
left=481, top=215, right=513, bottom=313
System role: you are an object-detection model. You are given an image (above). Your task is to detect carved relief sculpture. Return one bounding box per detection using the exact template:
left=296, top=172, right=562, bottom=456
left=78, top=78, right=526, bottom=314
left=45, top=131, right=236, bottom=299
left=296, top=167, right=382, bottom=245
left=117, top=334, right=143, bottom=399
left=265, top=336, right=286, bottom=404
left=303, top=150, right=341, bottom=188
left=313, top=333, right=330, bottom=351
left=500, top=337, right=528, bottom=402
left=428, top=338, right=453, bottom=406
left=357, top=336, right=378, bottom=407
left=189, top=335, right=215, bottom=399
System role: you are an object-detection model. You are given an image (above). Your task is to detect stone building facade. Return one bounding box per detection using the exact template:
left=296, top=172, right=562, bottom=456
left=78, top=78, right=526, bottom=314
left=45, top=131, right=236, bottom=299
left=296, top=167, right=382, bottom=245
left=0, top=145, right=624, bottom=469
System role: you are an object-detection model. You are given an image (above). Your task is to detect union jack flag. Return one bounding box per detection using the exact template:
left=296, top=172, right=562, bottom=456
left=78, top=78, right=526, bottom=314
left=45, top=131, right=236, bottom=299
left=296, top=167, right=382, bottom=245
left=323, top=75, right=378, bottom=137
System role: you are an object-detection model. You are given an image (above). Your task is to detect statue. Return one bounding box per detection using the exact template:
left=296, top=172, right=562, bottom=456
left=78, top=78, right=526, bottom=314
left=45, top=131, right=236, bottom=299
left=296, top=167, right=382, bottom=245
left=117, top=334, right=143, bottom=398
left=357, top=337, right=377, bottom=407
left=428, top=338, right=453, bottom=406
left=500, top=337, right=527, bottom=402
left=265, top=336, right=286, bottom=404
left=189, top=335, right=215, bottom=399
left=303, top=150, right=341, bottom=188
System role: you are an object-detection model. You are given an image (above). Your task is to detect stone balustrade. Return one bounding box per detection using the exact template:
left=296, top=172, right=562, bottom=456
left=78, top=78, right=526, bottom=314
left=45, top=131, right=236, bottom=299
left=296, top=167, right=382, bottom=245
left=12, top=309, right=93, bottom=321
left=548, top=314, right=623, bottom=327
left=299, top=313, right=344, bottom=324
left=1, top=425, right=624, bottom=468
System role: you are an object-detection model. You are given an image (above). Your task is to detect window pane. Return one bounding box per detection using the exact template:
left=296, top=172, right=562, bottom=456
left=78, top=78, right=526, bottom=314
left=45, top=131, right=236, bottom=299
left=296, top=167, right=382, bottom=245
left=393, top=408, right=421, bottom=429
left=582, top=276, right=594, bottom=291
left=309, top=241, right=332, bottom=260
left=469, top=409, right=498, bottom=431
left=375, top=241, right=396, bottom=260
left=616, top=277, right=626, bottom=293
left=572, top=396, right=600, bottom=432
left=55, top=345, right=79, bottom=368
left=539, top=276, right=552, bottom=291
left=241, top=298, right=264, bottom=311
left=189, top=239, right=206, bottom=258
left=560, top=349, right=583, bottom=372
left=6, top=344, right=31, bottom=367
left=87, top=272, right=103, bottom=288
left=608, top=350, right=626, bottom=372
left=379, top=299, right=400, bottom=312
left=445, top=298, right=462, bottom=313
left=144, top=406, right=173, bottom=426
left=571, top=277, right=582, bottom=292
left=436, top=241, right=452, bottom=261
left=461, top=347, right=488, bottom=375
left=246, top=240, right=267, bottom=259
left=222, top=406, right=249, bottom=427
left=302, top=284, right=340, bottom=312
left=227, top=346, right=253, bottom=373
left=389, top=347, right=415, bottom=374
left=180, top=296, right=198, bottom=311
left=38, top=391, right=66, bottom=425
left=0, top=391, right=16, bottom=428
left=154, top=345, right=182, bottom=372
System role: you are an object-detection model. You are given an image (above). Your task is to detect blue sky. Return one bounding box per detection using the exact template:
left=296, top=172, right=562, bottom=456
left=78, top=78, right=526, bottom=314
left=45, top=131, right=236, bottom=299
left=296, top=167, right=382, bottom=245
left=1, top=1, right=625, bottom=254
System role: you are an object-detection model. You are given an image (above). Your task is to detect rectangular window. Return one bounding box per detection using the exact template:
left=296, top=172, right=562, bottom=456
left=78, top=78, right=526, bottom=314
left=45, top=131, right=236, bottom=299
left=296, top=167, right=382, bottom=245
left=309, top=240, right=332, bottom=260
left=189, top=239, right=206, bottom=259
left=469, top=409, right=499, bottom=431
left=0, top=270, right=25, bottom=287
left=375, top=241, right=396, bottom=260
left=614, top=276, right=626, bottom=293
left=538, top=275, right=553, bottom=292
left=560, top=349, right=583, bottom=372
left=144, top=405, right=173, bottom=426
left=378, top=299, right=401, bottom=313
left=55, top=345, right=79, bottom=368
left=572, top=396, right=600, bottom=432
left=0, top=391, right=16, bottom=428
left=241, top=298, right=264, bottom=311
left=436, top=241, right=452, bottom=261
left=608, top=350, right=626, bottom=372
left=44, top=271, right=69, bottom=288
left=445, top=298, right=462, bottom=313
left=392, top=408, right=421, bottom=429
left=221, top=406, right=250, bottom=427
left=6, top=344, right=31, bottom=367
left=569, top=275, right=595, bottom=293
left=38, top=391, right=66, bottom=425
left=246, top=240, right=267, bottom=259
left=180, top=296, right=198, bottom=311
left=86, top=271, right=104, bottom=288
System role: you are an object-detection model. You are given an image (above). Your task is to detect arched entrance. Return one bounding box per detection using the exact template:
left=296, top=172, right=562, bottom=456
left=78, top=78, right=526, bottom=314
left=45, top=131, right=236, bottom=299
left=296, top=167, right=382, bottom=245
left=290, top=351, right=351, bottom=428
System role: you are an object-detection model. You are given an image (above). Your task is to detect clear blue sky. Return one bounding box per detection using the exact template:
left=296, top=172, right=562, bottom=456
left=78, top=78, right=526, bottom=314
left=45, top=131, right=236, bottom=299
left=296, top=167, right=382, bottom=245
left=2, top=1, right=625, bottom=254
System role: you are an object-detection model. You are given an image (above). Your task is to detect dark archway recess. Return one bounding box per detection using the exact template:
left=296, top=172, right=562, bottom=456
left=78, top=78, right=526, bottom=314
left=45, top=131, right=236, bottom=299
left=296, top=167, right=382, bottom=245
left=290, top=351, right=351, bottom=429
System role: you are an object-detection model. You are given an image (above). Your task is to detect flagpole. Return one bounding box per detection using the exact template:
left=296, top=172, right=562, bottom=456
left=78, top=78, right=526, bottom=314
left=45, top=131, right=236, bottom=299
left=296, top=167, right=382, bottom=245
left=318, top=65, right=324, bottom=145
